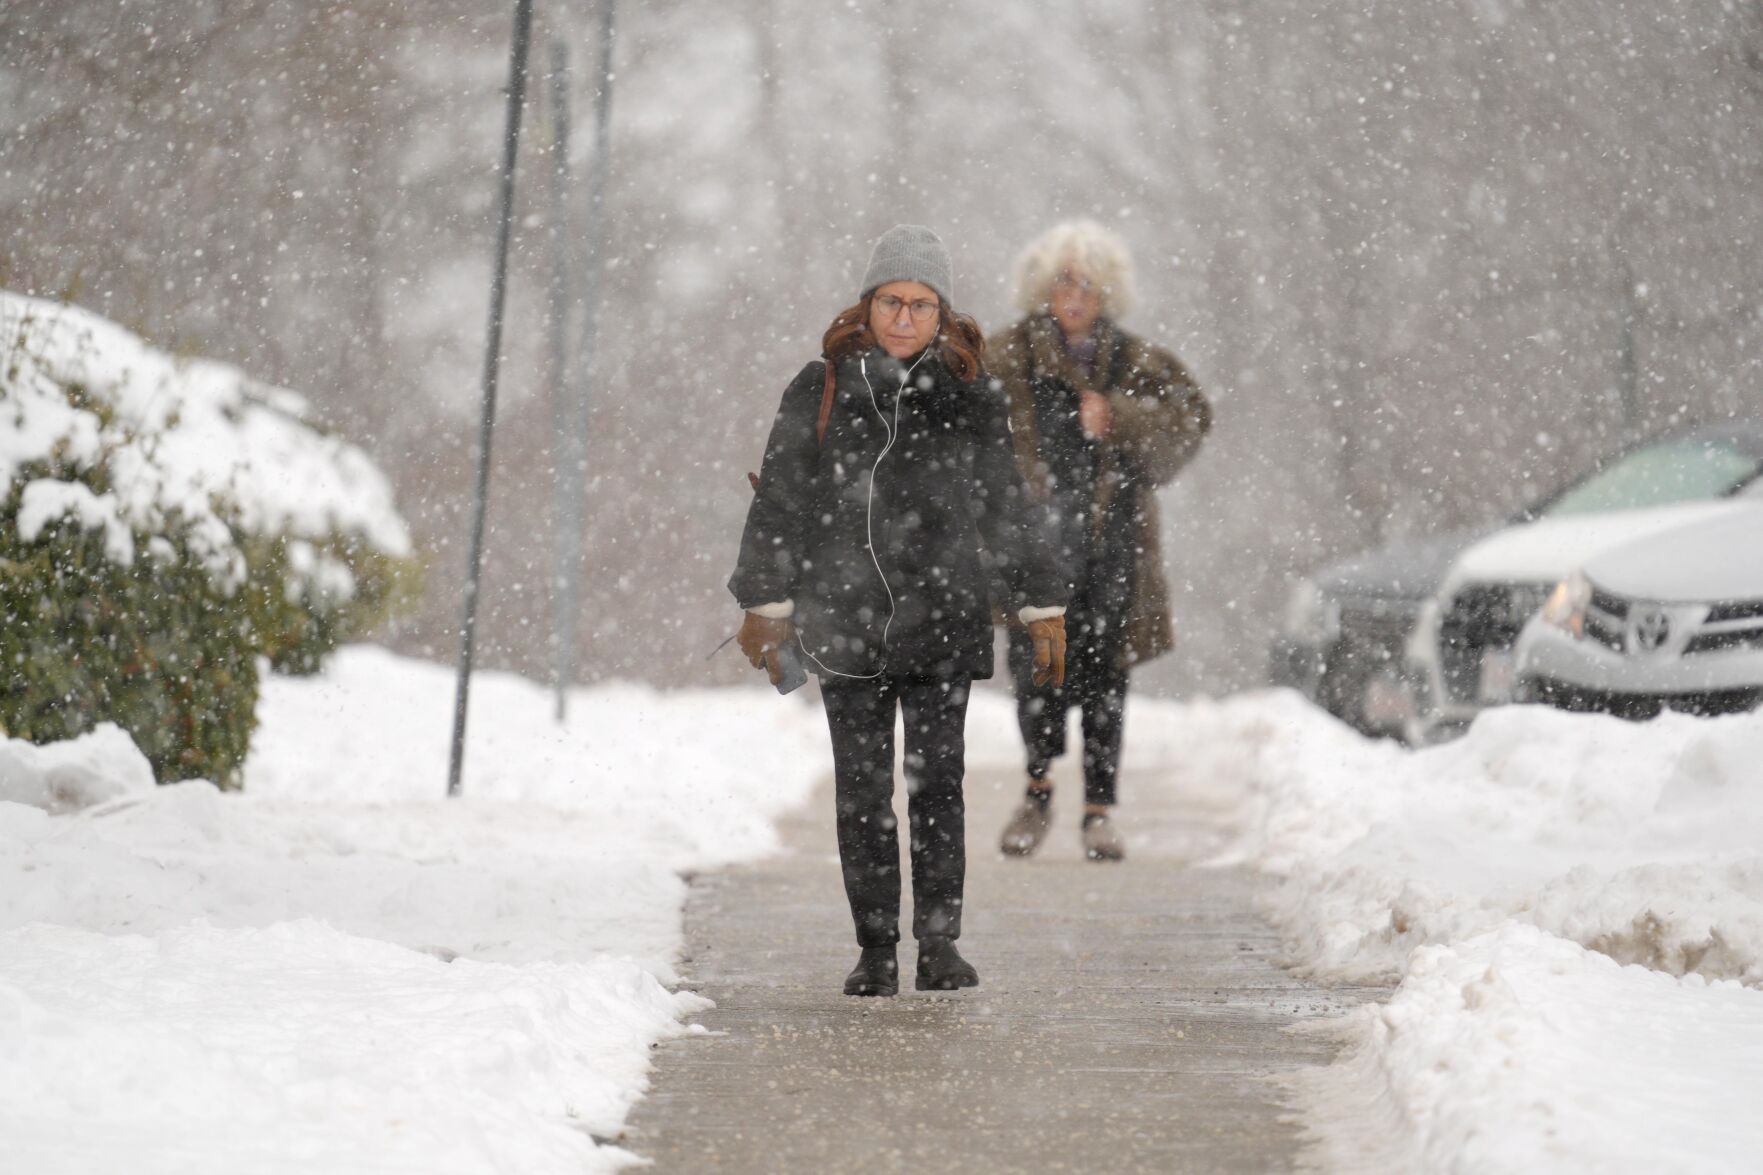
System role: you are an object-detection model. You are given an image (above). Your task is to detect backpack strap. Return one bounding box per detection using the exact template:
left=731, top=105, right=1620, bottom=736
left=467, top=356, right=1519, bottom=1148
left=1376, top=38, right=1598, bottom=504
left=749, top=358, right=838, bottom=493
left=815, top=357, right=837, bottom=447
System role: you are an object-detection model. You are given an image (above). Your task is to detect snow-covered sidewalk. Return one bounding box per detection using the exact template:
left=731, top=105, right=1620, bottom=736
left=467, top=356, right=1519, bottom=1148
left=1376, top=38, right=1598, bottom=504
left=0, top=646, right=825, bottom=1173
left=7, top=649, right=1761, bottom=1172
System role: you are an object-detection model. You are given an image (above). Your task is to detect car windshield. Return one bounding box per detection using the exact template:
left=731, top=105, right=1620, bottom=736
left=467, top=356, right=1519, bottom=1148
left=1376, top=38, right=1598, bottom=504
left=1540, top=438, right=1763, bottom=517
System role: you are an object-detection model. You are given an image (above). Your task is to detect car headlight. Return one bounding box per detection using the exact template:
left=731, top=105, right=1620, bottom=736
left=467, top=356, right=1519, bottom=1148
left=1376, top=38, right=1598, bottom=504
left=1283, top=578, right=1341, bottom=644
left=1541, top=570, right=1590, bottom=638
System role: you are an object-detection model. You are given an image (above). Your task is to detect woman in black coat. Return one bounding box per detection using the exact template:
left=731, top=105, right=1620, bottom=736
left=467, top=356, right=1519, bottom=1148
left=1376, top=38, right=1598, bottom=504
left=730, top=225, right=1067, bottom=997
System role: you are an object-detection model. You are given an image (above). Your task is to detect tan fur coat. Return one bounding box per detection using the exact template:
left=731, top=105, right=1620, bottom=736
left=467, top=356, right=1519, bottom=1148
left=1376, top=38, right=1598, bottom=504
left=986, top=315, right=1211, bottom=666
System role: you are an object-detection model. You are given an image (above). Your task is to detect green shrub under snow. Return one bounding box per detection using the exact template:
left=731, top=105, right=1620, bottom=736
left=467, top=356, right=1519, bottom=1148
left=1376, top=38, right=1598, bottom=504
left=1, top=291, right=418, bottom=786
left=0, top=469, right=259, bottom=785
left=240, top=532, right=421, bottom=676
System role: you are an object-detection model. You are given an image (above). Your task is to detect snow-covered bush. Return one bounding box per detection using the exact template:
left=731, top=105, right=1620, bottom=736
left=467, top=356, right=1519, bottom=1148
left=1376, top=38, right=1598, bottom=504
left=0, top=290, right=417, bottom=784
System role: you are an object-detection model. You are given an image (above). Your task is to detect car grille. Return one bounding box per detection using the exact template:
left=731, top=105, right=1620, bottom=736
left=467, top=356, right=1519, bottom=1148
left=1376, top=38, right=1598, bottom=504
left=1438, top=582, right=1551, bottom=703
left=1704, top=599, right=1763, bottom=625
left=1684, top=597, right=1763, bottom=656
left=1589, top=587, right=1631, bottom=620
left=1339, top=600, right=1417, bottom=646
left=1583, top=589, right=1629, bottom=653
left=1574, top=588, right=1763, bottom=657
left=1334, top=600, right=1419, bottom=674
left=1684, top=629, right=1763, bottom=655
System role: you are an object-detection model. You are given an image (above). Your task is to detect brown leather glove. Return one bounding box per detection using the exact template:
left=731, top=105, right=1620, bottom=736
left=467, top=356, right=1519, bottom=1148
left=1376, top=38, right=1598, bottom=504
left=1026, top=615, right=1067, bottom=688
left=737, top=612, right=795, bottom=686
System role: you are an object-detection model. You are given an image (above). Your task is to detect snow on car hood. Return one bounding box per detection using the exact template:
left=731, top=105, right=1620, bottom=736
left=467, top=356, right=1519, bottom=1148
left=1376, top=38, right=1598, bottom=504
left=1580, top=504, right=1763, bottom=602
left=1444, top=499, right=1755, bottom=593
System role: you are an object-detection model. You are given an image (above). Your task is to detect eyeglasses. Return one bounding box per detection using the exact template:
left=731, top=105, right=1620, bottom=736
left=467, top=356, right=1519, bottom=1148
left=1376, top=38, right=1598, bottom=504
left=874, top=293, right=941, bottom=323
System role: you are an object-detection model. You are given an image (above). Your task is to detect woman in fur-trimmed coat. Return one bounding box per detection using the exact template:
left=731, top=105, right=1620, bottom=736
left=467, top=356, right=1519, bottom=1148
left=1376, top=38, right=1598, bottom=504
left=990, top=220, right=1212, bottom=863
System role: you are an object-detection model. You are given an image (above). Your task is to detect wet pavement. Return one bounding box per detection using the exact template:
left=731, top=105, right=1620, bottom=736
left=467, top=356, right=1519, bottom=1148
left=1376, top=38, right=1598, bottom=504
left=623, top=748, right=1387, bottom=1173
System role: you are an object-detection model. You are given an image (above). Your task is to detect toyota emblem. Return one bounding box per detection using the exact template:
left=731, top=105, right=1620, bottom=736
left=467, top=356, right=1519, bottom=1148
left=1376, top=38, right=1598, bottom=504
left=1633, top=608, right=1671, bottom=652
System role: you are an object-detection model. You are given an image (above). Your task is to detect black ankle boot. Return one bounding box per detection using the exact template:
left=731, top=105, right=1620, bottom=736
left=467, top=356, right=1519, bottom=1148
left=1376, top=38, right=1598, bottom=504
left=915, top=935, right=979, bottom=991
left=843, top=945, right=899, bottom=997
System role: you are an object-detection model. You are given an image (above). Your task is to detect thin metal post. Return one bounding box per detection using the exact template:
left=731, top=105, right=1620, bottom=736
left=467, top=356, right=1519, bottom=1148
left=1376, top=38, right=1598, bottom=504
left=1616, top=256, right=1640, bottom=433
left=448, top=0, right=536, bottom=798
left=545, top=38, right=578, bottom=722
left=579, top=0, right=618, bottom=363
left=557, top=0, right=618, bottom=717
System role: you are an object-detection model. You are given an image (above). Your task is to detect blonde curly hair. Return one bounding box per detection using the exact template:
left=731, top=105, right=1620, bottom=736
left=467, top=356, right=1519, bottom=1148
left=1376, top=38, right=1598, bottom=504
left=1011, top=220, right=1137, bottom=319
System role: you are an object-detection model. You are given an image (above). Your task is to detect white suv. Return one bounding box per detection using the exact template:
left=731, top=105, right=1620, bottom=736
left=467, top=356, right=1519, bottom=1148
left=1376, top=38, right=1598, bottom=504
left=1403, top=423, right=1763, bottom=742
left=1514, top=505, right=1763, bottom=718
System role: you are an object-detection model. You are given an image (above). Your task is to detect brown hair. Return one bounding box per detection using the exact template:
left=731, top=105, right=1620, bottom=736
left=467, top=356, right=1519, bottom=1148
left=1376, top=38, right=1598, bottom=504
left=820, top=291, right=986, bottom=383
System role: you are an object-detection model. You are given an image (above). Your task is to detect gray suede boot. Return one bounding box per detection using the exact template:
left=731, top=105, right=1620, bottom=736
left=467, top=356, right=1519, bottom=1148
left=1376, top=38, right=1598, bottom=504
left=1082, top=811, right=1126, bottom=862
left=999, top=785, right=1053, bottom=857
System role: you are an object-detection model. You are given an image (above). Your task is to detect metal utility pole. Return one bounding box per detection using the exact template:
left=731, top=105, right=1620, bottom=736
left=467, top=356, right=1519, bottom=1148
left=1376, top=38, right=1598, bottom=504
left=448, top=0, right=536, bottom=798
left=545, top=38, right=579, bottom=722
left=1616, top=256, right=1641, bottom=434
left=553, top=0, right=618, bottom=721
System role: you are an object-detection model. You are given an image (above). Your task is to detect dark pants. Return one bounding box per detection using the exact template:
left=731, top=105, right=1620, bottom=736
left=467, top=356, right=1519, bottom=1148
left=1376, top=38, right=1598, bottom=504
left=820, top=675, right=971, bottom=948
left=1009, top=614, right=1129, bottom=807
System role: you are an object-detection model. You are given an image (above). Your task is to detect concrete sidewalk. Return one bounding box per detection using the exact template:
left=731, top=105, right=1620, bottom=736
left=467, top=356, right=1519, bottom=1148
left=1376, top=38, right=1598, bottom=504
left=624, top=750, right=1385, bottom=1173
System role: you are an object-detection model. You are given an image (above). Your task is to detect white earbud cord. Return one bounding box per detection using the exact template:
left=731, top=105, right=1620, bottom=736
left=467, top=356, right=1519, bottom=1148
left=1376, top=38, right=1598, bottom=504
left=797, top=349, right=928, bottom=681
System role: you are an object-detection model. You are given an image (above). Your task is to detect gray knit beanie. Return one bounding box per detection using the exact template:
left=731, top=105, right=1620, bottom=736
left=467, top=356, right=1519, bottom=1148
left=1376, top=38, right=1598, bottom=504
left=860, top=224, right=954, bottom=307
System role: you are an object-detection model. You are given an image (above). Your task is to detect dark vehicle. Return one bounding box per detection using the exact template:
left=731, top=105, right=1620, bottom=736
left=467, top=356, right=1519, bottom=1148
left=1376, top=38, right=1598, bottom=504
left=1269, top=528, right=1489, bottom=737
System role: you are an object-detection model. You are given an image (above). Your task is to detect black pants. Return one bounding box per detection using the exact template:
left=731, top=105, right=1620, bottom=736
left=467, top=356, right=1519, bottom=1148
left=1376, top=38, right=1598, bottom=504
left=820, top=674, right=971, bottom=948
left=1008, top=614, right=1129, bottom=807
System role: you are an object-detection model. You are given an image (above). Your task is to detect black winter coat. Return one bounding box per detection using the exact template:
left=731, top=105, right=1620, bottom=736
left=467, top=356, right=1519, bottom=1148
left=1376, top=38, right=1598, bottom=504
left=730, top=348, right=1064, bottom=680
